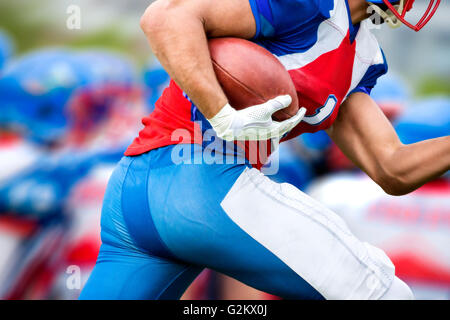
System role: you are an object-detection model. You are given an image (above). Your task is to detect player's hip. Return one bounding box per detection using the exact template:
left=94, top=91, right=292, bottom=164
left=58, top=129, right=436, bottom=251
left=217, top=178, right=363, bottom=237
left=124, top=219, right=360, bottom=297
left=99, top=144, right=249, bottom=256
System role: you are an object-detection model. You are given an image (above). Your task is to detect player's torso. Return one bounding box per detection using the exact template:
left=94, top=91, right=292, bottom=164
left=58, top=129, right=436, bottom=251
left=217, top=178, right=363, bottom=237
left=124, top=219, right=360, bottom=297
left=126, top=0, right=385, bottom=156
left=253, top=0, right=385, bottom=138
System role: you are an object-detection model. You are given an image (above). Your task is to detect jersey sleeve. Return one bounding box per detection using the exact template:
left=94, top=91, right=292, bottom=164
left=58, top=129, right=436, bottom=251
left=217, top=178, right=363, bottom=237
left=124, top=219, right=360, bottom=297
left=249, top=0, right=329, bottom=38
left=349, top=49, right=388, bottom=96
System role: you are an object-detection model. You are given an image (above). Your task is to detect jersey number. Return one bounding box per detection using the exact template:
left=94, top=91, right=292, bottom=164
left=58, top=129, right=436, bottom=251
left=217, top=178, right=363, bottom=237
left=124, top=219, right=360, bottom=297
left=303, top=95, right=337, bottom=126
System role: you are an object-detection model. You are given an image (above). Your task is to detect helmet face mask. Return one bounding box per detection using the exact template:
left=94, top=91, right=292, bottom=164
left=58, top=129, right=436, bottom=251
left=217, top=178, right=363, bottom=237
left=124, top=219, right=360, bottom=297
left=367, top=0, right=441, bottom=31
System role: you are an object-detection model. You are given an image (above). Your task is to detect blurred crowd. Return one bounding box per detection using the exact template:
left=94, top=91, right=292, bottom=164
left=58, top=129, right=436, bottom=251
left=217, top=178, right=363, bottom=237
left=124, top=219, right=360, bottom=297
left=0, top=26, right=448, bottom=300
left=0, top=29, right=170, bottom=299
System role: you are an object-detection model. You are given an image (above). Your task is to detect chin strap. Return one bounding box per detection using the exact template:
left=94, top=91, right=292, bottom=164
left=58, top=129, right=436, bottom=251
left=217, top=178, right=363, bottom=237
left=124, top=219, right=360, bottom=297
left=368, top=0, right=405, bottom=29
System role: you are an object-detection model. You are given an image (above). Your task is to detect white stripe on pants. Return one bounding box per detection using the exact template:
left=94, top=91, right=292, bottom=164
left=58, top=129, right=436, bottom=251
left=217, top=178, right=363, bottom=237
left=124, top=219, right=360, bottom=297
left=221, top=167, right=395, bottom=300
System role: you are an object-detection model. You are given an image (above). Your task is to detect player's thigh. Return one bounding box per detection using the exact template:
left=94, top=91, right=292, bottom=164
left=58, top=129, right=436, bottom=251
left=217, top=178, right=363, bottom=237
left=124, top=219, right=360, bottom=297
left=152, top=165, right=396, bottom=300
left=79, top=243, right=202, bottom=300
left=149, top=161, right=320, bottom=299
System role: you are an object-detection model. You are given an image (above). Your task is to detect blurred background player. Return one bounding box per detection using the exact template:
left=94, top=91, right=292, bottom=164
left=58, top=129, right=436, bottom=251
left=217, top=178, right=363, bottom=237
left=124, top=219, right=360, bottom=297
left=0, top=48, right=148, bottom=299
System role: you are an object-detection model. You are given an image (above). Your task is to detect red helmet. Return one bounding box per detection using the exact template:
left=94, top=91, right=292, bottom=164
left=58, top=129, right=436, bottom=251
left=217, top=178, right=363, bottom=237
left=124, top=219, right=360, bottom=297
left=368, top=0, right=441, bottom=31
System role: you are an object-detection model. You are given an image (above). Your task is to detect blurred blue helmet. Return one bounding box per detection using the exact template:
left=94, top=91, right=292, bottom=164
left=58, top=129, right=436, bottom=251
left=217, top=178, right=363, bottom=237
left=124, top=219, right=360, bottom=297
left=74, top=50, right=135, bottom=87
left=394, top=97, right=450, bottom=144
left=143, top=59, right=169, bottom=89
left=142, top=59, right=169, bottom=110
left=0, top=49, right=81, bottom=143
left=0, top=48, right=136, bottom=145
left=0, top=30, right=14, bottom=71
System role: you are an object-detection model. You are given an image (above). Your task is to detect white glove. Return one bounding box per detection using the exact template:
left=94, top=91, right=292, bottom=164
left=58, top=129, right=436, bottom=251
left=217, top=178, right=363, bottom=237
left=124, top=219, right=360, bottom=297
left=208, top=95, right=306, bottom=141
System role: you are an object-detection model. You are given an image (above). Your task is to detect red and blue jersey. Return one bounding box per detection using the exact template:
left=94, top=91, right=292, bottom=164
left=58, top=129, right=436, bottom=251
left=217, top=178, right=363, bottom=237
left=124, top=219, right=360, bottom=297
left=125, top=0, right=388, bottom=157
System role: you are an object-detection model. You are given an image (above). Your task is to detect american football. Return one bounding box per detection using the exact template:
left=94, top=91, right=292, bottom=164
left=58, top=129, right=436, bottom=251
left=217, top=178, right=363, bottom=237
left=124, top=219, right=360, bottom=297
left=209, top=37, right=299, bottom=121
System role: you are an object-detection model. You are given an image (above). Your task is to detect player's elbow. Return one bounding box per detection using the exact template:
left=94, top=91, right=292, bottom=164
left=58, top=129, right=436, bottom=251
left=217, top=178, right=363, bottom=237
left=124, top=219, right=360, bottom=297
left=140, top=0, right=186, bottom=36
left=374, top=164, right=413, bottom=196
left=140, top=2, right=164, bottom=36
left=376, top=175, right=410, bottom=196
left=369, top=143, right=417, bottom=196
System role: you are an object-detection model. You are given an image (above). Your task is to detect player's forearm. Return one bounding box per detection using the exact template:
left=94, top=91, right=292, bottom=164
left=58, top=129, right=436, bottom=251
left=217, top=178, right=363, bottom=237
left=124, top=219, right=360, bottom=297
left=383, top=136, right=450, bottom=195
left=140, top=1, right=227, bottom=119
left=329, top=93, right=449, bottom=196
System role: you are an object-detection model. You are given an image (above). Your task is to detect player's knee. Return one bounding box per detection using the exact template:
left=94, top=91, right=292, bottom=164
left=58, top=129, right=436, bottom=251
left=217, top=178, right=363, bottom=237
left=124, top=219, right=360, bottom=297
left=381, top=277, right=414, bottom=300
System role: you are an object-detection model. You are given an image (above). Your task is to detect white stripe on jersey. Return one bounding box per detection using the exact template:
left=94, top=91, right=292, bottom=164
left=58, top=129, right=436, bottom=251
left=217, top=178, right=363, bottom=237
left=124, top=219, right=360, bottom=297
left=346, top=20, right=386, bottom=97
left=275, top=0, right=349, bottom=71
left=272, top=0, right=385, bottom=99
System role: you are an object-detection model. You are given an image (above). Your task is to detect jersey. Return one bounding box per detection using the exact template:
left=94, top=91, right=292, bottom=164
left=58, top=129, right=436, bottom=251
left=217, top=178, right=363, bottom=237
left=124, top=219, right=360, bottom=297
left=125, top=0, right=388, bottom=158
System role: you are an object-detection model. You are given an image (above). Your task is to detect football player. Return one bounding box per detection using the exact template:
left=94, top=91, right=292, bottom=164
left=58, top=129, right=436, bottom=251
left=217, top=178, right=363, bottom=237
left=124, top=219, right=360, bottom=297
left=81, top=0, right=447, bottom=299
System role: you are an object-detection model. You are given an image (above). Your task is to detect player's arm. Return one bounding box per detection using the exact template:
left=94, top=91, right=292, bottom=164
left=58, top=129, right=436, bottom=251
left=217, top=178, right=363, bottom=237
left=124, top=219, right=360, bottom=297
left=140, top=0, right=305, bottom=141
left=140, top=0, right=254, bottom=118
left=326, top=92, right=450, bottom=196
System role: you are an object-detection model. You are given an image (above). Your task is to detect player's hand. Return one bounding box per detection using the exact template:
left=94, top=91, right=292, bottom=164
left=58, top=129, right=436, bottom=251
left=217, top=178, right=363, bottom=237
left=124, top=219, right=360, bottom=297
left=208, top=95, right=306, bottom=141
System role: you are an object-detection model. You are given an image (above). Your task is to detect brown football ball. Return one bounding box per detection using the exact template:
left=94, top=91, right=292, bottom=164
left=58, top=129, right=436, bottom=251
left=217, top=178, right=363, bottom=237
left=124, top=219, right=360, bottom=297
left=208, top=37, right=299, bottom=121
